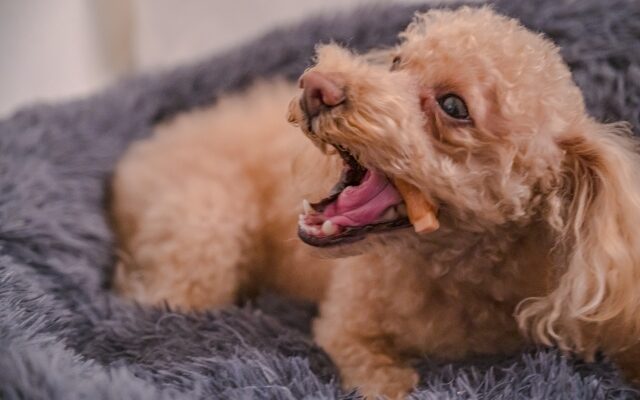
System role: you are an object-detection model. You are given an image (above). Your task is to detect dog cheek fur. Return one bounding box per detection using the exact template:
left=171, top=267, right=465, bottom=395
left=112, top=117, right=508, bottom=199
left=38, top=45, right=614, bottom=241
left=392, top=6, right=587, bottom=228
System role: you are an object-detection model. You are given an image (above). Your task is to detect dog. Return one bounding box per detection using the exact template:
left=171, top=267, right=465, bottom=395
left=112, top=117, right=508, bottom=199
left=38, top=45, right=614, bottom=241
left=111, top=7, right=640, bottom=398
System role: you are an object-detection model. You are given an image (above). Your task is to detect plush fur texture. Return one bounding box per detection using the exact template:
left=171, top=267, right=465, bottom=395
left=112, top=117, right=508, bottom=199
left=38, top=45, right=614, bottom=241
left=2, top=1, right=640, bottom=399
left=113, top=5, right=640, bottom=399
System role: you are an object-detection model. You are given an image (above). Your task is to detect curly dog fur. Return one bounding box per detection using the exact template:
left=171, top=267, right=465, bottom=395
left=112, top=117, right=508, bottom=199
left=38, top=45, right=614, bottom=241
left=111, top=7, right=640, bottom=398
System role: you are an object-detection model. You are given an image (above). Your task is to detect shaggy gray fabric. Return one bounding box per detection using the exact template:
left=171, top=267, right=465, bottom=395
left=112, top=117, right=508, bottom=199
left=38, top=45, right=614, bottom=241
left=1, top=1, right=640, bottom=399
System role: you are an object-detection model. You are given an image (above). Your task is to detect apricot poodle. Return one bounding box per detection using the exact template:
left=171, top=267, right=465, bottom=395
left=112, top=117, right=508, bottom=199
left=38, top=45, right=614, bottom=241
left=111, top=7, right=640, bottom=399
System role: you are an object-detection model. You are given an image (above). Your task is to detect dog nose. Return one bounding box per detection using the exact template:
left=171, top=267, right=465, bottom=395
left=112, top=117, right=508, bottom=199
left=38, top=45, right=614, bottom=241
left=299, top=71, right=345, bottom=119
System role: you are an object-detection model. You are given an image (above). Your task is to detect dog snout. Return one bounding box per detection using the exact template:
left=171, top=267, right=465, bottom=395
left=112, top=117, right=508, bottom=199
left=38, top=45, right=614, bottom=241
left=299, top=71, right=345, bottom=119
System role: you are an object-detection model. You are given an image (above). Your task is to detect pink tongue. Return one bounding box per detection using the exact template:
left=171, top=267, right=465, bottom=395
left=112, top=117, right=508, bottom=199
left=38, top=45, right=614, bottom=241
left=322, top=170, right=402, bottom=227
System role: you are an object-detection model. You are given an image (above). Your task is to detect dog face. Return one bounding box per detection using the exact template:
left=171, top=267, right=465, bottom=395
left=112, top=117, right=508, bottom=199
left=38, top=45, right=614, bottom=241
left=289, top=6, right=585, bottom=248
left=290, top=6, right=640, bottom=358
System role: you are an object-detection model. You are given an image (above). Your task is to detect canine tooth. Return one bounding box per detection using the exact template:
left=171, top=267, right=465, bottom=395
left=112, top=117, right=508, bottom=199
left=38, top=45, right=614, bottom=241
left=396, top=203, right=408, bottom=217
left=321, top=220, right=338, bottom=235
left=303, top=199, right=312, bottom=214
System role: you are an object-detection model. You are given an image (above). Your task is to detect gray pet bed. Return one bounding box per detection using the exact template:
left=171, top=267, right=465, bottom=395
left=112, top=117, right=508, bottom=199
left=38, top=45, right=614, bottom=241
left=1, top=1, right=640, bottom=399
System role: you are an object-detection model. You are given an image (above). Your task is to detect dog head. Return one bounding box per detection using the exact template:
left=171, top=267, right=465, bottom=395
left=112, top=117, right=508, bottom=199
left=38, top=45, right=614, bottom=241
left=289, top=6, right=585, bottom=248
left=289, top=6, right=640, bottom=356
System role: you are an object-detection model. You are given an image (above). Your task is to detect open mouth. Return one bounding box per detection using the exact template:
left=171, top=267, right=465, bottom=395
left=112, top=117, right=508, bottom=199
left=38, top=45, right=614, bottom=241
left=298, top=145, right=411, bottom=247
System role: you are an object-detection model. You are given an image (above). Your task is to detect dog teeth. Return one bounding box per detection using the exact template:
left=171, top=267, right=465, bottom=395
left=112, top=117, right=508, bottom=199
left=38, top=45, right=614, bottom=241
left=299, top=219, right=322, bottom=236
left=321, top=220, right=338, bottom=235
left=382, top=207, right=398, bottom=221
left=302, top=199, right=312, bottom=214
left=396, top=203, right=407, bottom=217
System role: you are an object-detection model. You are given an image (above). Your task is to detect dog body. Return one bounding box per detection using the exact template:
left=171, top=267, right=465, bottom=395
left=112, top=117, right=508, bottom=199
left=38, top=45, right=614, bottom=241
left=112, top=82, right=336, bottom=307
left=113, top=7, right=640, bottom=398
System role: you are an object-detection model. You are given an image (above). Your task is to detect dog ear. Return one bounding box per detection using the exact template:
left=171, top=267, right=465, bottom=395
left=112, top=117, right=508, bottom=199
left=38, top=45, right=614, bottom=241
left=517, top=121, right=640, bottom=358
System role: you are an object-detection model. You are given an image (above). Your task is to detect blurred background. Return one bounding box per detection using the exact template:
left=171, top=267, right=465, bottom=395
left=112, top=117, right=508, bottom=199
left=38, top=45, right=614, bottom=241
left=0, top=0, right=433, bottom=118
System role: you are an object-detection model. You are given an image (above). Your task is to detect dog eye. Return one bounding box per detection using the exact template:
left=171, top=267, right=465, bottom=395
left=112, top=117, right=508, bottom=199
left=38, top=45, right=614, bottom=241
left=438, top=94, right=469, bottom=120
left=391, top=56, right=402, bottom=71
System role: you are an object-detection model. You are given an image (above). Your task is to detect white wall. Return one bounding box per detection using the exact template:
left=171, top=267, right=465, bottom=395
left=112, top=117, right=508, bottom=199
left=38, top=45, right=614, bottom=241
left=0, top=0, right=424, bottom=117
left=0, top=1, right=124, bottom=116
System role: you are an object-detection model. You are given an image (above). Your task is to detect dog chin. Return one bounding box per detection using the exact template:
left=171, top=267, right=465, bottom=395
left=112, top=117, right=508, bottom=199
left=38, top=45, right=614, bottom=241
left=304, top=229, right=415, bottom=259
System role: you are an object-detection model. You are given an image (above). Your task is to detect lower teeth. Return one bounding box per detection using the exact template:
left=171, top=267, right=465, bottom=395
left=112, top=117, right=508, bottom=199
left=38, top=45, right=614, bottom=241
left=321, top=220, right=338, bottom=235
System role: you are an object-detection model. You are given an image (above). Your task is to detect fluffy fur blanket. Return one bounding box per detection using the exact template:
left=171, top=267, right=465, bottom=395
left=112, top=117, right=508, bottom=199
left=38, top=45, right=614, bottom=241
left=1, top=1, right=640, bottom=398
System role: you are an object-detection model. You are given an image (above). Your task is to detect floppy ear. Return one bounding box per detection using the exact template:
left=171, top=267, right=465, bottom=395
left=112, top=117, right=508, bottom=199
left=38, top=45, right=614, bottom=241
left=517, top=121, right=640, bottom=358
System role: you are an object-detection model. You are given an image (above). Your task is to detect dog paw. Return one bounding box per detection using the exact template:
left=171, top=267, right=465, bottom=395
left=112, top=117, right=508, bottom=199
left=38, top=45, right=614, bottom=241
left=346, top=364, right=419, bottom=400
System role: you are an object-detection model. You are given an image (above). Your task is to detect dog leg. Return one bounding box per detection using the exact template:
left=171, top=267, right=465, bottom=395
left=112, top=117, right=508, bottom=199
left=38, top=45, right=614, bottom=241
left=314, top=258, right=422, bottom=399
left=315, top=315, right=418, bottom=399
left=113, top=174, right=263, bottom=310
